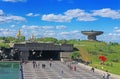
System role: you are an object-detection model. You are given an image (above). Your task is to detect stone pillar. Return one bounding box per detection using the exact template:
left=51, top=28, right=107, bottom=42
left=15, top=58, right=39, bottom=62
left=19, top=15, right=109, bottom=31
left=60, top=52, right=71, bottom=62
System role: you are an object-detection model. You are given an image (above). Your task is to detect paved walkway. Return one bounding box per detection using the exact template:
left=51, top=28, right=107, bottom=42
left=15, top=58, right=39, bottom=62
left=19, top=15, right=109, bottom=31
left=78, top=63, right=120, bottom=79
left=22, top=61, right=120, bottom=79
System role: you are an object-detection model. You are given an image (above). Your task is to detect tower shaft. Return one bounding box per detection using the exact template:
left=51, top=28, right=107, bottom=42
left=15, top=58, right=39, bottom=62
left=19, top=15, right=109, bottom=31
left=88, top=35, right=96, bottom=40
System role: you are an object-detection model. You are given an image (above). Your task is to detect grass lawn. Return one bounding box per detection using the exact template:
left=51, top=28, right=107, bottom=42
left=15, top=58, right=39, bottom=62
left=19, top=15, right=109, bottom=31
left=74, top=41, right=120, bottom=75
left=90, top=62, right=120, bottom=75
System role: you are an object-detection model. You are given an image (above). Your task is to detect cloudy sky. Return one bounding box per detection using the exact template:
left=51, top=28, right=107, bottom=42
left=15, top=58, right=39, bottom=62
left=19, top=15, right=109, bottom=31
left=0, top=0, right=120, bottom=42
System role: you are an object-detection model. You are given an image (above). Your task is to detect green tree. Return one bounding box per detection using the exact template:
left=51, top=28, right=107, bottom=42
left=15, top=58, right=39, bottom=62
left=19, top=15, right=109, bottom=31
left=35, top=37, right=58, bottom=43
left=43, top=37, right=58, bottom=43
left=0, top=37, right=16, bottom=43
left=68, top=39, right=78, bottom=44
left=58, top=39, right=68, bottom=44
left=15, top=36, right=25, bottom=43
left=70, top=51, right=80, bottom=60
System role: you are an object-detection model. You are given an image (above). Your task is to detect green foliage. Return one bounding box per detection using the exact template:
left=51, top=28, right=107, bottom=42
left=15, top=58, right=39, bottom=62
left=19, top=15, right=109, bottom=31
left=67, top=39, right=79, bottom=44
left=108, top=42, right=119, bottom=46
left=58, top=39, right=68, bottom=44
left=0, top=36, right=26, bottom=43
left=87, top=47, right=99, bottom=55
left=74, top=40, right=120, bottom=75
left=15, top=36, right=25, bottom=43
left=35, top=37, right=58, bottom=43
left=111, top=59, right=119, bottom=62
left=0, top=43, right=9, bottom=47
left=70, top=51, right=80, bottom=60
left=90, top=62, right=120, bottom=75
left=34, top=38, right=44, bottom=42
left=0, top=37, right=16, bottom=43
left=43, top=37, right=58, bottom=43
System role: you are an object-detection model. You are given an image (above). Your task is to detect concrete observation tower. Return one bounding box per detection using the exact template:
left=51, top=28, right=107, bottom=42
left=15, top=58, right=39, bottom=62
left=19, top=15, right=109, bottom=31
left=81, top=30, right=103, bottom=41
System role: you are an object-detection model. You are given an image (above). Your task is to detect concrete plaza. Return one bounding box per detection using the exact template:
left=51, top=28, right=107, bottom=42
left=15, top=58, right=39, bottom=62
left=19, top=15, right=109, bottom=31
left=22, top=61, right=120, bottom=79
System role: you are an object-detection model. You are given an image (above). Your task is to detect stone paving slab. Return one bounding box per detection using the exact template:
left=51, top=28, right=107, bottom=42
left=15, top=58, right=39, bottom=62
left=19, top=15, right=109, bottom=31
left=22, top=61, right=120, bottom=79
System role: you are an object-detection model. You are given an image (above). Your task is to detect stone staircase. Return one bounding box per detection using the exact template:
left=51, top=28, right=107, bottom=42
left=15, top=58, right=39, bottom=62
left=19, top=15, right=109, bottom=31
left=22, top=61, right=106, bottom=79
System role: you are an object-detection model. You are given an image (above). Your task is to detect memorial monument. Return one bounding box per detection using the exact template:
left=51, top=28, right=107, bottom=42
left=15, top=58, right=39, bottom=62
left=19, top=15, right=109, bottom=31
left=81, top=30, right=103, bottom=41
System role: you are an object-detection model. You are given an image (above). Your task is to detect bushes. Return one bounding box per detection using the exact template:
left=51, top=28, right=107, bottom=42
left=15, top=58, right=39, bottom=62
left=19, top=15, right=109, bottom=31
left=87, top=48, right=99, bottom=55
left=70, top=51, right=80, bottom=60
left=88, top=51, right=98, bottom=55
left=111, top=59, right=119, bottom=62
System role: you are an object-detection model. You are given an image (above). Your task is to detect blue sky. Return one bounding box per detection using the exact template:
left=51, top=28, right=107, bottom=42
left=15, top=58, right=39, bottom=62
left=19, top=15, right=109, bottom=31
left=0, top=0, right=120, bottom=43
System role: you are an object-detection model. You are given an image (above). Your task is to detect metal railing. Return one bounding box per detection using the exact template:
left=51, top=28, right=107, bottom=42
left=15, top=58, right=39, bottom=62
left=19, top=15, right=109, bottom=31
left=20, top=62, right=24, bottom=79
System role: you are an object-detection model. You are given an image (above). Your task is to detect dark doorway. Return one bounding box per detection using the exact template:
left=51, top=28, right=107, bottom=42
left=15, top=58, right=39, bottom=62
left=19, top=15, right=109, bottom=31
left=28, top=50, right=60, bottom=60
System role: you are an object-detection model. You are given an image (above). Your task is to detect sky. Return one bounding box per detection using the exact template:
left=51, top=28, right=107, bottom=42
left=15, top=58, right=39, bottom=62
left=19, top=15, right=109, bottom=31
left=0, top=0, right=120, bottom=43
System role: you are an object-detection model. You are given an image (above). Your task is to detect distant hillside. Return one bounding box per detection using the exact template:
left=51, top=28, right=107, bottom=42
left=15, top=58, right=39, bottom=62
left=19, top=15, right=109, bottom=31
left=73, top=40, right=120, bottom=75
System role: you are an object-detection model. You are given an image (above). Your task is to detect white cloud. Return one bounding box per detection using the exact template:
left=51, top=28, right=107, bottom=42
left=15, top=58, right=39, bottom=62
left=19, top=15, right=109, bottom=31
left=0, top=15, right=25, bottom=23
left=22, top=25, right=40, bottom=29
left=0, top=10, right=26, bottom=23
left=103, top=27, right=120, bottom=43
left=18, top=25, right=82, bottom=39
left=71, top=30, right=80, bottom=34
left=114, top=27, right=119, bottom=30
left=92, top=8, right=120, bottom=19
left=34, top=14, right=40, bottom=16
left=108, top=33, right=119, bottom=36
left=22, top=25, right=54, bottom=30
left=2, top=0, right=27, bottom=2
left=108, top=33, right=120, bottom=38
left=42, top=8, right=120, bottom=22
left=113, top=27, right=120, bottom=33
left=1, top=24, right=119, bottom=43
left=60, top=30, right=80, bottom=35
left=108, top=33, right=113, bottom=36
left=41, top=9, right=96, bottom=22
left=20, top=25, right=56, bottom=37
left=43, top=30, right=56, bottom=37
left=20, top=25, right=55, bottom=38
left=42, top=14, right=72, bottom=22
left=0, top=10, right=4, bottom=15
left=60, top=32, right=70, bottom=35
left=56, top=25, right=66, bottom=30
left=60, top=30, right=80, bottom=36
left=59, top=30, right=82, bottom=39
left=20, top=25, right=67, bottom=38
left=10, top=25, right=15, bottom=28
left=77, top=15, right=96, bottom=21
left=65, top=9, right=96, bottom=21
left=115, top=29, right=120, bottom=33
left=7, top=15, right=25, bottom=21
left=26, top=13, right=40, bottom=17
left=0, top=28, right=16, bottom=36
left=41, top=26, right=54, bottom=30
left=26, top=13, right=33, bottom=16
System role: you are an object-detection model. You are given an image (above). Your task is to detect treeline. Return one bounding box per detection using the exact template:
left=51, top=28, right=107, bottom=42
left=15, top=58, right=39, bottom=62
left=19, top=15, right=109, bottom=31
left=0, top=36, right=25, bottom=43
left=0, top=36, right=119, bottom=47
left=0, top=36, right=80, bottom=44
left=34, top=37, right=80, bottom=44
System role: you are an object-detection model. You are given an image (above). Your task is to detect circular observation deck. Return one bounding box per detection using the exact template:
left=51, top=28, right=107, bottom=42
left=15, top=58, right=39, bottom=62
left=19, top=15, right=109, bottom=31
left=81, top=30, right=103, bottom=41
